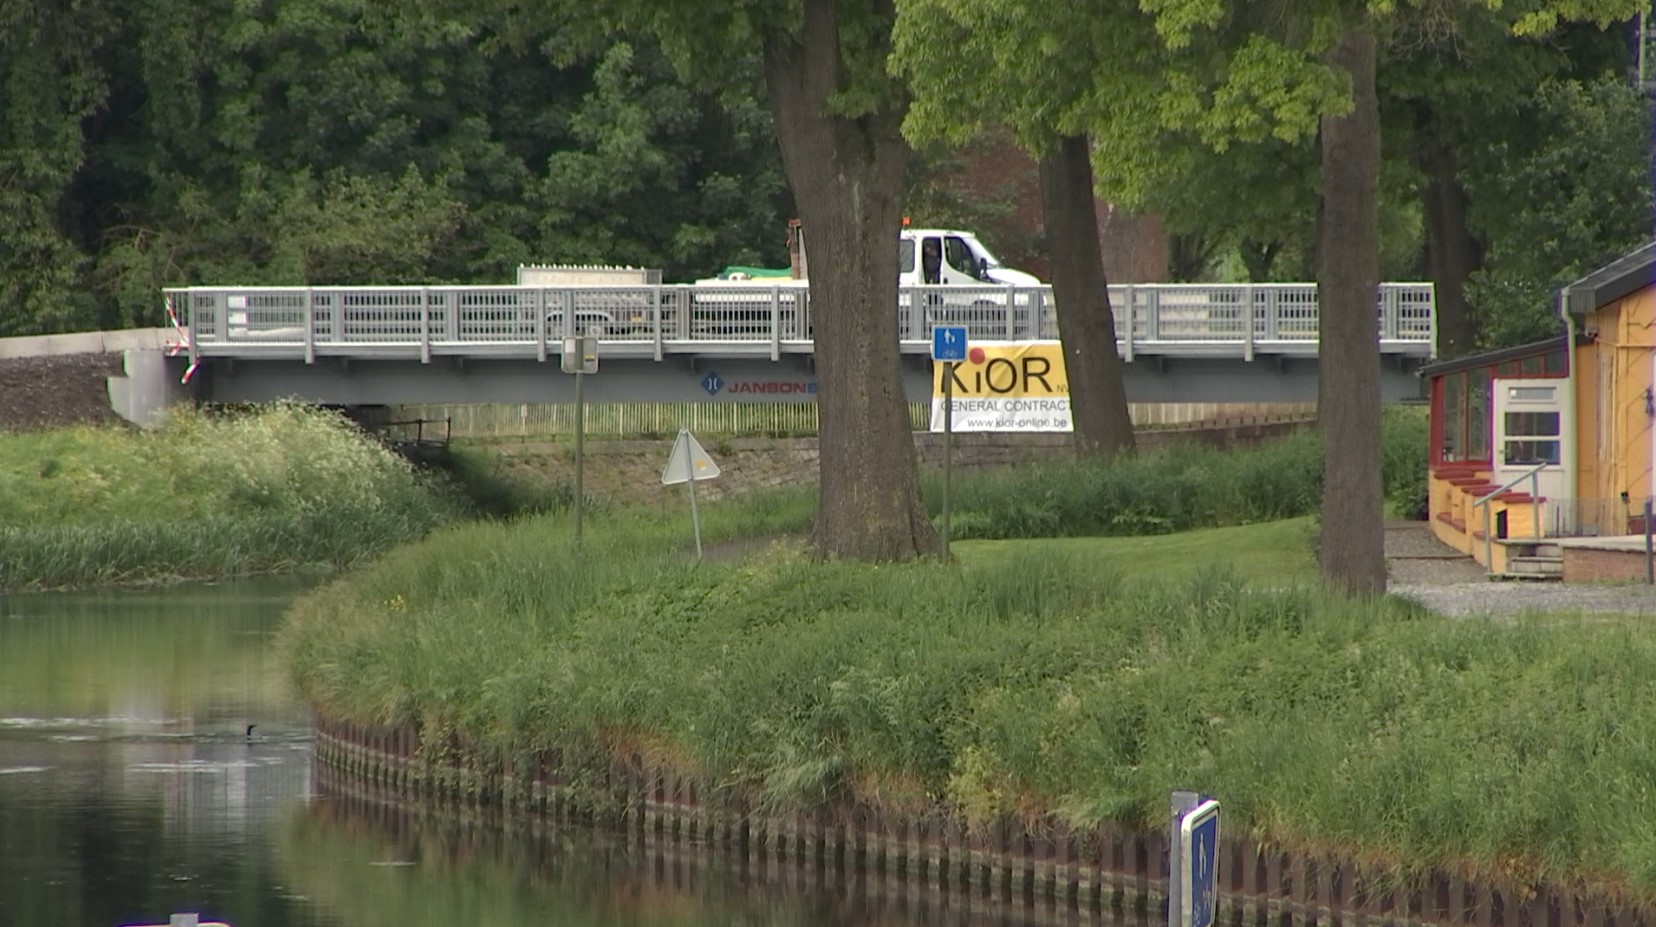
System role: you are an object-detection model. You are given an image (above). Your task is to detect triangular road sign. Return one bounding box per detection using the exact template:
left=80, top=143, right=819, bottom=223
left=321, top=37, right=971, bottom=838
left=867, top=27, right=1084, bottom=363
left=661, top=428, right=721, bottom=485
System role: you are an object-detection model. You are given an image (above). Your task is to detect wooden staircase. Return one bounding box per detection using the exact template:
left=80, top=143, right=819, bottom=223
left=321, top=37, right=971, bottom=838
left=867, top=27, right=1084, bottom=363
left=1429, top=464, right=1554, bottom=578
left=1494, top=539, right=1564, bottom=580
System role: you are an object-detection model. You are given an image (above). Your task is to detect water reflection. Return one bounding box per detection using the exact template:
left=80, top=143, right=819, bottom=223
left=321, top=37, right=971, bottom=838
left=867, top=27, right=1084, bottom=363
left=290, top=783, right=1138, bottom=927
left=1, top=575, right=1137, bottom=927
left=0, top=576, right=327, bottom=927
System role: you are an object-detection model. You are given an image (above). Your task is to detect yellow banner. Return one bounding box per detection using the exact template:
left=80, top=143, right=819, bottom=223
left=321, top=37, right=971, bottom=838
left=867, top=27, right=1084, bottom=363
left=932, top=341, right=1068, bottom=397
left=930, top=341, right=1071, bottom=432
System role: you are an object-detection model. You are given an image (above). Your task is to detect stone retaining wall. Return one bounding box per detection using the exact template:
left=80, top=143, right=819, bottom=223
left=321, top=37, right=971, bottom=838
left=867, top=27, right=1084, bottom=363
left=313, top=718, right=1651, bottom=927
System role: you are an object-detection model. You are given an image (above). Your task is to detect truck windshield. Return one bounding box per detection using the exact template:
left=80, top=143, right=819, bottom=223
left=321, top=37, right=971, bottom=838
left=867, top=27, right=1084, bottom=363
left=898, top=239, right=915, bottom=272
left=968, top=237, right=1003, bottom=268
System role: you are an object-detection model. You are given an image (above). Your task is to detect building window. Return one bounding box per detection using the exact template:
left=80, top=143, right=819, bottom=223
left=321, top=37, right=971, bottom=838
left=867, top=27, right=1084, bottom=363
left=1503, top=410, right=1561, bottom=466
left=1443, top=373, right=1464, bottom=461
left=1544, top=350, right=1567, bottom=376
left=1505, top=439, right=1562, bottom=465
left=1467, top=371, right=1490, bottom=460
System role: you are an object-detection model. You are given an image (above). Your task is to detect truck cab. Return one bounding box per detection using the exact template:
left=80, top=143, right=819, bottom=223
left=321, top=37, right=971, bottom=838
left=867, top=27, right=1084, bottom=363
left=898, top=229, right=1042, bottom=288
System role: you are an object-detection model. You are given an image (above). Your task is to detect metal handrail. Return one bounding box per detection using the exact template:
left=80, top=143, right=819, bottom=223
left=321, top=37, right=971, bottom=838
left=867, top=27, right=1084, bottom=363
left=162, top=282, right=1436, bottom=365
left=1471, top=461, right=1550, bottom=570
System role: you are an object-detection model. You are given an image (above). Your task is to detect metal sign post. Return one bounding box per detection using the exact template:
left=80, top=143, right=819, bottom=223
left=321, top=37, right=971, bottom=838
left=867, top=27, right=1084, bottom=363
left=943, top=364, right=955, bottom=557
left=562, top=337, right=597, bottom=542
left=931, top=326, right=968, bottom=559
left=661, top=428, right=721, bottom=560
left=684, top=441, right=701, bottom=559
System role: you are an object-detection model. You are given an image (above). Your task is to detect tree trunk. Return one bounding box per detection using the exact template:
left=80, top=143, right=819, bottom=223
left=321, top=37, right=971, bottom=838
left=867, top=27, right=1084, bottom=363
left=1238, top=238, right=1282, bottom=283
left=762, top=0, right=940, bottom=560
left=1038, top=135, right=1135, bottom=458
left=1316, top=24, right=1386, bottom=596
left=1167, top=232, right=1213, bottom=282
left=1419, top=129, right=1482, bottom=358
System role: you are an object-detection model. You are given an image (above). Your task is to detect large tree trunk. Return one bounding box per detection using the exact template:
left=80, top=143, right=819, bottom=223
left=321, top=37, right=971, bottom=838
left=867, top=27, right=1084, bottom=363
left=1419, top=129, right=1482, bottom=358
left=1039, top=135, right=1135, bottom=458
left=1316, top=25, right=1386, bottom=596
left=762, top=0, right=939, bottom=560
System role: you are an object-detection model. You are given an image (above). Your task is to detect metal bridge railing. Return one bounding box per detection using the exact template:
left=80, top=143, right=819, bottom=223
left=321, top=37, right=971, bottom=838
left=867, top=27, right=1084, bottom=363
left=166, top=282, right=1434, bottom=362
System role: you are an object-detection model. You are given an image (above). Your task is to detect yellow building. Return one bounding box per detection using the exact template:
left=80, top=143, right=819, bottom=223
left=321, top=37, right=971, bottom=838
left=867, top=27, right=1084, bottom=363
left=1424, top=242, right=1656, bottom=581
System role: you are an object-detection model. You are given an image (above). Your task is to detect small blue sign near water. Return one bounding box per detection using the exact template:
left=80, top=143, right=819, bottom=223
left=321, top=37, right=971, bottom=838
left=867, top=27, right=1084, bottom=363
left=1180, top=800, right=1220, bottom=927
left=931, top=326, right=968, bottom=362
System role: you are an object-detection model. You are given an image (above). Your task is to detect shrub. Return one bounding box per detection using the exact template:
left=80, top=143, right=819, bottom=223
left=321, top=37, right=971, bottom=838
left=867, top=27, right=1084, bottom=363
left=0, top=403, right=461, bottom=590
left=1381, top=406, right=1430, bottom=520
left=935, top=413, right=1430, bottom=539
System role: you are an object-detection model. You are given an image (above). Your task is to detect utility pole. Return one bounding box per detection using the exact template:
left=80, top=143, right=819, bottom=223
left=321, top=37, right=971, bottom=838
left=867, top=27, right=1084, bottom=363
left=1640, top=2, right=1648, bottom=88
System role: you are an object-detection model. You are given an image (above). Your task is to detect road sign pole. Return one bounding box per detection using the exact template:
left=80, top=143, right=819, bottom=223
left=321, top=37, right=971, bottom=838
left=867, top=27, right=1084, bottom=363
left=931, top=325, right=969, bottom=560
left=574, top=367, right=585, bottom=543
left=1169, top=791, right=1199, bottom=927
left=562, top=335, right=596, bottom=544
left=683, top=427, right=703, bottom=561
left=943, top=362, right=954, bottom=559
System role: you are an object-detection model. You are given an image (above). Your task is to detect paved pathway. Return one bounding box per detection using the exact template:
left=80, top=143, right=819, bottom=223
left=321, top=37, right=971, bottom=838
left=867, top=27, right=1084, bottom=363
left=1385, top=521, right=1656, bottom=618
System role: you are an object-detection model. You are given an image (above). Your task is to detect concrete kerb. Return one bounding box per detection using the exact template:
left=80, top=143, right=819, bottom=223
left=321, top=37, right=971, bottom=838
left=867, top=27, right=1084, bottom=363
left=0, top=327, right=173, bottom=359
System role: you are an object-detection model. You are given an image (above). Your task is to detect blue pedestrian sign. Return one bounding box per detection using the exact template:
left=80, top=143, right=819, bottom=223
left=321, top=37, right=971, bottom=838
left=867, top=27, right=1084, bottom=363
left=1179, top=800, right=1221, bottom=927
left=931, top=326, right=969, bottom=362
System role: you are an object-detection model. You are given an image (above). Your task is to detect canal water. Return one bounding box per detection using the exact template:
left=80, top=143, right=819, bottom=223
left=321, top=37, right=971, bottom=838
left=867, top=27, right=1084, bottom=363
left=0, top=576, right=1115, bottom=927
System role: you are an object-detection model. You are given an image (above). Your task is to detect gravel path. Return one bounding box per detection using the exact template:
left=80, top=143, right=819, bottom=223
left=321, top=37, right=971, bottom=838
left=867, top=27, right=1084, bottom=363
left=1385, top=521, right=1656, bottom=618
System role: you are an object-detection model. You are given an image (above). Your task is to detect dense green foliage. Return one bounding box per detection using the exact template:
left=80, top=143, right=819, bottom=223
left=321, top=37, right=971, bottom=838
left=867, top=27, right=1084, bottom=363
left=5, top=0, right=1643, bottom=358
left=1380, top=406, right=1431, bottom=519
left=0, top=0, right=790, bottom=335
left=1463, top=76, right=1655, bottom=346
left=0, top=405, right=461, bottom=589
left=282, top=508, right=1656, bottom=898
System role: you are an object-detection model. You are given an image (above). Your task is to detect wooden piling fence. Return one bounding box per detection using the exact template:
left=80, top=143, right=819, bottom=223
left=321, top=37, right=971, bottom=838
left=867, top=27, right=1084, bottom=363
left=310, top=717, right=1650, bottom=927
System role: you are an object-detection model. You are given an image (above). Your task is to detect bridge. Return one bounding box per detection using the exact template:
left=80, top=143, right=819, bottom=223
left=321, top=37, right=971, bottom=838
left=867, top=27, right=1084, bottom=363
left=162, top=282, right=1435, bottom=406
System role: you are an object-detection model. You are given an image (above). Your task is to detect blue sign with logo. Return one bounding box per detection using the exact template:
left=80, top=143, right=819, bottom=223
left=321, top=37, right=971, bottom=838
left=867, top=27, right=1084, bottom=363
left=1179, top=800, right=1220, bottom=927
left=931, top=326, right=968, bottom=362
left=700, top=372, right=725, bottom=396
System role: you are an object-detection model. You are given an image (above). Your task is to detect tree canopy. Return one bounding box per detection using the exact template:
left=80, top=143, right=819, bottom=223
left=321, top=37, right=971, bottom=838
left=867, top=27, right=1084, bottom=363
left=0, top=0, right=793, bottom=335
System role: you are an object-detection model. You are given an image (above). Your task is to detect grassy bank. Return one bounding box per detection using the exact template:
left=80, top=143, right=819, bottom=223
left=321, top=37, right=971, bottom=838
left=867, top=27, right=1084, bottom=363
left=927, top=408, right=1425, bottom=539
left=955, top=517, right=1318, bottom=582
left=282, top=498, right=1656, bottom=902
left=0, top=404, right=464, bottom=591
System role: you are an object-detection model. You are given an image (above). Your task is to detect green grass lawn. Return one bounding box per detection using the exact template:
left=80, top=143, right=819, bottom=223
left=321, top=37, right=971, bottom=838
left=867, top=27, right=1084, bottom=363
left=953, top=516, right=1318, bottom=584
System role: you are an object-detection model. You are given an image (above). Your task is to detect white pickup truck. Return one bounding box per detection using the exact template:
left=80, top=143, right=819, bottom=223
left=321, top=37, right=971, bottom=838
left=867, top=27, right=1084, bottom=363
left=894, top=228, right=1042, bottom=288
left=689, top=225, right=1044, bottom=337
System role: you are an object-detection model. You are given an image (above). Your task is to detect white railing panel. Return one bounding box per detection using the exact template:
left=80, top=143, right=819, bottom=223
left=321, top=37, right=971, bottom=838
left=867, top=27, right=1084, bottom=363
left=685, top=285, right=804, bottom=342
left=167, top=282, right=1435, bottom=355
